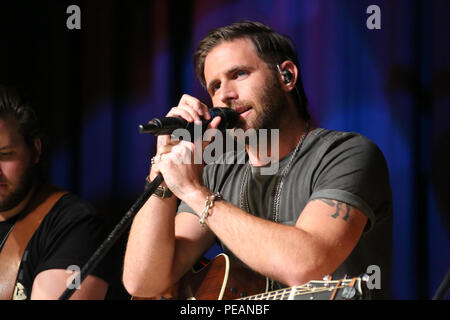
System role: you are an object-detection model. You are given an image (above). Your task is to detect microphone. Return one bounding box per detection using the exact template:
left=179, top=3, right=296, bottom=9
left=139, top=107, right=239, bottom=136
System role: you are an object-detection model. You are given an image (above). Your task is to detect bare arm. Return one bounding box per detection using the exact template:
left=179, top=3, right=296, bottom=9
left=126, top=183, right=366, bottom=295
left=122, top=191, right=178, bottom=296
left=122, top=94, right=219, bottom=297
left=30, top=269, right=108, bottom=300
left=181, top=187, right=368, bottom=286
left=122, top=191, right=216, bottom=297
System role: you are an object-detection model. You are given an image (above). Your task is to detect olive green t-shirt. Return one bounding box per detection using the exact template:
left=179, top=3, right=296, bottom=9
left=178, top=128, right=393, bottom=299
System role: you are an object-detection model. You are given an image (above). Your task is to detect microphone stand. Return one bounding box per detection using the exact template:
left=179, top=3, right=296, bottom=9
left=58, top=173, right=164, bottom=300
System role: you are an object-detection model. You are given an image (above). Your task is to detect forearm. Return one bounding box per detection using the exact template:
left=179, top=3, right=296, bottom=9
left=123, top=194, right=178, bottom=297
left=31, top=272, right=108, bottom=300
left=182, top=189, right=332, bottom=286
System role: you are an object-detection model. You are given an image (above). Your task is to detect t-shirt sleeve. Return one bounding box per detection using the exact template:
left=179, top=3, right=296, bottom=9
left=33, top=194, right=110, bottom=283
left=177, top=199, right=196, bottom=216
left=309, top=133, right=392, bottom=232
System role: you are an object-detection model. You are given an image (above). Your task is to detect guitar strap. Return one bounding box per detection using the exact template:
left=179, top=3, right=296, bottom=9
left=0, top=184, right=67, bottom=300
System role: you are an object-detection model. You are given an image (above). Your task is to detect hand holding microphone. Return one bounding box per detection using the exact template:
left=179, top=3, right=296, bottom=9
left=139, top=107, right=239, bottom=137
left=143, top=95, right=238, bottom=195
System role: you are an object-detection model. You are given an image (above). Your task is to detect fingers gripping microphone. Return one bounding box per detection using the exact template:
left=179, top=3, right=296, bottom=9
left=139, top=107, right=239, bottom=136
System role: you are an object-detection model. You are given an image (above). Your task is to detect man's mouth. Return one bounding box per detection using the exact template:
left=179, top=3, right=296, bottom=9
left=234, top=106, right=252, bottom=116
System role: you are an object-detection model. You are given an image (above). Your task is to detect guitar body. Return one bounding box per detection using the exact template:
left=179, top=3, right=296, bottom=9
left=132, top=254, right=369, bottom=300
left=132, top=254, right=267, bottom=300
left=178, top=253, right=268, bottom=300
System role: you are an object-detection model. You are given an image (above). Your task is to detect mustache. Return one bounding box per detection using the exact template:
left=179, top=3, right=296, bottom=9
left=228, top=100, right=253, bottom=110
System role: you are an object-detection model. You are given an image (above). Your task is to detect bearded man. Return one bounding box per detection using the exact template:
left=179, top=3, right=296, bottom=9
left=0, top=86, right=109, bottom=299
left=123, top=21, right=393, bottom=300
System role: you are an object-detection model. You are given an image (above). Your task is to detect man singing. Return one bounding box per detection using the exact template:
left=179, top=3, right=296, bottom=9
left=123, top=21, right=393, bottom=299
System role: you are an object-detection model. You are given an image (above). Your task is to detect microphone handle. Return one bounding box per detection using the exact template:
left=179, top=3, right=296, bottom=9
left=139, top=117, right=211, bottom=136
left=139, top=107, right=239, bottom=136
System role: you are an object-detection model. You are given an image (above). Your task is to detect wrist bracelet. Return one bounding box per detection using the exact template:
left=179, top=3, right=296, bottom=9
left=199, top=193, right=222, bottom=227
left=145, top=175, right=173, bottom=198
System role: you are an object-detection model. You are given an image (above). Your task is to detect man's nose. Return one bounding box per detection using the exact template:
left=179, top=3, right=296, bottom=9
left=218, top=81, right=238, bottom=106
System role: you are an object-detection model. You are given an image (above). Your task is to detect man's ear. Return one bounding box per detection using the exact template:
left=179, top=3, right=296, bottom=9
left=32, top=137, right=42, bottom=164
left=278, top=60, right=298, bottom=93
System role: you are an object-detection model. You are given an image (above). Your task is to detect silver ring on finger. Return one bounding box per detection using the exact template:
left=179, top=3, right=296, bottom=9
left=151, top=153, right=163, bottom=165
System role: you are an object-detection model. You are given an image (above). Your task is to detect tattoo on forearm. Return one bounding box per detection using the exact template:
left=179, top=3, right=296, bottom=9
left=316, top=199, right=350, bottom=221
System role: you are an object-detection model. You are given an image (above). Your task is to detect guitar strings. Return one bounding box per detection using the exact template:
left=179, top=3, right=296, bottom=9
left=239, top=283, right=357, bottom=300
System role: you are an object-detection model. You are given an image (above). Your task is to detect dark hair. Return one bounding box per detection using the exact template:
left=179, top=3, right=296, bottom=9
left=0, top=85, right=42, bottom=149
left=194, top=20, right=310, bottom=121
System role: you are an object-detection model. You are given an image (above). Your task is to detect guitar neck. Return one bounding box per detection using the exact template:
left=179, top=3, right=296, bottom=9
left=239, top=277, right=367, bottom=300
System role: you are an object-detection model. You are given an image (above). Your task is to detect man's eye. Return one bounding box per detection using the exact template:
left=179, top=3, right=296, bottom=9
left=211, top=83, right=220, bottom=93
left=235, top=71, right=247, bottom=78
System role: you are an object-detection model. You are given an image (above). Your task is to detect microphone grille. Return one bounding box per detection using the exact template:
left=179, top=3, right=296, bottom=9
left=210, top=107, right=239, bottom=130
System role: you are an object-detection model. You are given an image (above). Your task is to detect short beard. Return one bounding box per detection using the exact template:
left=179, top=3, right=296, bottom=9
left=0, top=164, right=36, bottom=212
left=235, top=72, right=287, bottom=131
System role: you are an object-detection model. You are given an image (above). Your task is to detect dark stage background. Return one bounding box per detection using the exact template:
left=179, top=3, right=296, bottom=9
left=0, top=0, right=449, bottom=300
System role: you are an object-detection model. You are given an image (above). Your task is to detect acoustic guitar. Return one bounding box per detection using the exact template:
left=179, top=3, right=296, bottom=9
left=133, top=254, right=370, bottom=300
